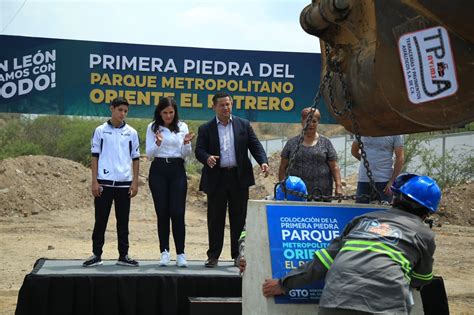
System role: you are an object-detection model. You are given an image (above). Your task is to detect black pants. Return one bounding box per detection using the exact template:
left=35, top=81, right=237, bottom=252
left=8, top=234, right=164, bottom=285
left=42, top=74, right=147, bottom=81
left=207, top=168, right=248, bottom=260
left=149, top=159, right=187, bottom=254
left=92, top=186, right=130, bottom=257
left=356, top=181, right=392, bottom=203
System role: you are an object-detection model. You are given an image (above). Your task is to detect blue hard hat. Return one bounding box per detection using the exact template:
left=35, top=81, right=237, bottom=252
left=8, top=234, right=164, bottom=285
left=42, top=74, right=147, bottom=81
left=391, top=173, right=418, bottom=193
left=276, top=176, right=307, bottom=201
left=396, top=174, right=441, bottom=213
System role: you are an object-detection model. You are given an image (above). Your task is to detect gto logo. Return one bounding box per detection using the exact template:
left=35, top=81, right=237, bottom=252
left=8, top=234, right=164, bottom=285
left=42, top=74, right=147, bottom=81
left=289, top=289, right=309, bottom=298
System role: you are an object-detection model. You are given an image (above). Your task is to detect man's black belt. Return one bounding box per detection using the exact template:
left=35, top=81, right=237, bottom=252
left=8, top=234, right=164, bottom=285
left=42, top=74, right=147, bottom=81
left=97, top=179, right=132, bottom=187
left=154, top=157, right=184, bottom=164
left=220, top=166, right=237, bottom=171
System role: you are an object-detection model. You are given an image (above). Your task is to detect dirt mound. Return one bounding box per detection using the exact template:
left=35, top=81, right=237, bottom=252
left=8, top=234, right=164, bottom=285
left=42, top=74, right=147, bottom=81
left=249, top=152, right=280, bottom=200
left=0, top=155, right=91, bottom=217
left=436, top=181, right=474, bottom=226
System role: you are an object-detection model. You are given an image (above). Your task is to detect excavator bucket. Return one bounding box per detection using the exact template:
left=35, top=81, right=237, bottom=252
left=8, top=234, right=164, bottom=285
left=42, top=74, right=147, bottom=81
left=300, top=0, right=474, bottom=136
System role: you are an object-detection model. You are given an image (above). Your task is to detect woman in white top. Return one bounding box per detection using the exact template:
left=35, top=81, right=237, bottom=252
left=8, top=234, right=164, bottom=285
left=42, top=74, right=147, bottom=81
left=146, top=97, right=194, bottom=267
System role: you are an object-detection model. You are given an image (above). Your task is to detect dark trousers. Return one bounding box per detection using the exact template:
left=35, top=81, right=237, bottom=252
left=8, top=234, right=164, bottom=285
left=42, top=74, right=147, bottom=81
left=355, top=181, right=392, bottom=204
left=318, top=308, right=374, bottom=315
left=149, top=159, right=187, bottom=254
left=207, top=169, right=249, bottom=260
left=92, top=186, right=130, bottom=257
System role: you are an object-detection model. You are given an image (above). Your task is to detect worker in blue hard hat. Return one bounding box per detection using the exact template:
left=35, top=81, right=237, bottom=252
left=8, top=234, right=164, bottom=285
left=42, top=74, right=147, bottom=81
left=263, top=173, right=441, bottom=314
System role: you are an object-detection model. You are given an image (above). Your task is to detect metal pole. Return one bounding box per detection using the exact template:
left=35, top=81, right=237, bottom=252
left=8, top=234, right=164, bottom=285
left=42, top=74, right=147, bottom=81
left=442, top=135, right=446, bottom=183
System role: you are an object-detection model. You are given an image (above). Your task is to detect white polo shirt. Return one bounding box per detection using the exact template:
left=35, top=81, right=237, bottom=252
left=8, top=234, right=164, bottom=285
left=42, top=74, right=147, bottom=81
left=91, top=120, right=140, bottom=183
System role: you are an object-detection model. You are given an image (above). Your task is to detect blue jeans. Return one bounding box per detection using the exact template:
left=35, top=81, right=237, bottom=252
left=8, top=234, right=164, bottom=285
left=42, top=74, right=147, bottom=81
left=356, top=181, right=392, bottom=204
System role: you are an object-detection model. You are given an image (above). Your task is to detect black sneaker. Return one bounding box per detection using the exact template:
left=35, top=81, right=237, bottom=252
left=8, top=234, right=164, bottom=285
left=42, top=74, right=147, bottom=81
left=83, top=255, right=102, bottom=267
left=117, top=255, right=139, bottom=267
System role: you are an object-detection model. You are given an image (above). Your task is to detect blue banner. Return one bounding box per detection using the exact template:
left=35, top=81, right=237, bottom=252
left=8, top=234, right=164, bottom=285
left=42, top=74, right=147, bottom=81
left=266, top=204, right=385, bottom=304
left=0, top=35, right=336, bottom=124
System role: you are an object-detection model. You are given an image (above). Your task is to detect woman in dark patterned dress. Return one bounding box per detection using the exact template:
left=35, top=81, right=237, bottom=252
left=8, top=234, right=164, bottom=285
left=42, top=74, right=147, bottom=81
left=278, top=107, right=343, bottom=199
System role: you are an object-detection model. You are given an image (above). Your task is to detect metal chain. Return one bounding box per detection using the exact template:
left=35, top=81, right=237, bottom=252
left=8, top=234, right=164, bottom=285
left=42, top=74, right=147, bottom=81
left=332, top=61, right=381, bottom=203
left=277, top=186, right=360, bottom=202
left=278, top=43, right=381, bottom=203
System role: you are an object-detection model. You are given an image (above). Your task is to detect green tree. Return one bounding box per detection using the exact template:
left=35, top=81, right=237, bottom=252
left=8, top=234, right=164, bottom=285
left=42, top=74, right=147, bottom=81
left=57, top=119, right=100, bottom=165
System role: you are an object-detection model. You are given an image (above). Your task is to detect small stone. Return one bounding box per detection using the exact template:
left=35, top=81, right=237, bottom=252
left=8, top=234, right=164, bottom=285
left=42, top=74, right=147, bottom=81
left=47, top=245, right=55, bottom=250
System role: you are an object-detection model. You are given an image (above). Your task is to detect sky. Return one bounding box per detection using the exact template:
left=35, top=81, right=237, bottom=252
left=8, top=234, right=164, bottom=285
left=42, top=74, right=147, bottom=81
left=0, top=0, right=321, bottom=53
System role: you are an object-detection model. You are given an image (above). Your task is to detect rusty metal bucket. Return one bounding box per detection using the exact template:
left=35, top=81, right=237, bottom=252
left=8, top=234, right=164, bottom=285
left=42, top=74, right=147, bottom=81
left=301, top=0, right=474, bottom=136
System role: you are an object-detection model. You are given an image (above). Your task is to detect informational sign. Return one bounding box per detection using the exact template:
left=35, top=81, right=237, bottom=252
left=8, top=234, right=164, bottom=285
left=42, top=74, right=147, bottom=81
left=398, top=26, right=458, bottom=104
left=0, top=35, right=336, bottom=124
left=266, top=204, right=384, bottom=304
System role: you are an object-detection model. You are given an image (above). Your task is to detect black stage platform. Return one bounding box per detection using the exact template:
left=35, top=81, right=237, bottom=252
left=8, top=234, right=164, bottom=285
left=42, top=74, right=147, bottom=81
left=16, top=258, right=242, bottom=315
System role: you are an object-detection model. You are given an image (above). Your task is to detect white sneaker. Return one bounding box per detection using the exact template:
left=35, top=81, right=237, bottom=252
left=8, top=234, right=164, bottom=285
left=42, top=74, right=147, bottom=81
left=159, top=250, right=170, bottom=266
left=176, top=253, right=187, bottom=267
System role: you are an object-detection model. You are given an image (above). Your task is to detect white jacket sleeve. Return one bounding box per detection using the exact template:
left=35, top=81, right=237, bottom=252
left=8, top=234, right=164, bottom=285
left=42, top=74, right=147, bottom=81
left=145, top=123, right=160, bottom=159
left=91, top=126, right=102, bottom=156
left=131, top=130, right=140, bottom=159
left=180, top=122, right=192, bottom=158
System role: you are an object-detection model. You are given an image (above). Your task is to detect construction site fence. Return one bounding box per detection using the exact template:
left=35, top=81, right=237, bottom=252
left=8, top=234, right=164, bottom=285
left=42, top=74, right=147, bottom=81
left=250, top=131, right=474, bottom=180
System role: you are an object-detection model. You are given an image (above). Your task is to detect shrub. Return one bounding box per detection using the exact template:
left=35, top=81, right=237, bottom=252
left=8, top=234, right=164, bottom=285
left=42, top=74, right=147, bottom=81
left=403, top=133, right=431, bottom=172
left=415, top=147, right=473, bottom=189
left=0, top=118, right=43, bottom=159
left=56, top=118, right=100, bottom=165
left=26, top=116, right=68, bottom=157
left=403, top=133, right=473, bottom=189
left=0, top=140, right=43, bottom=159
